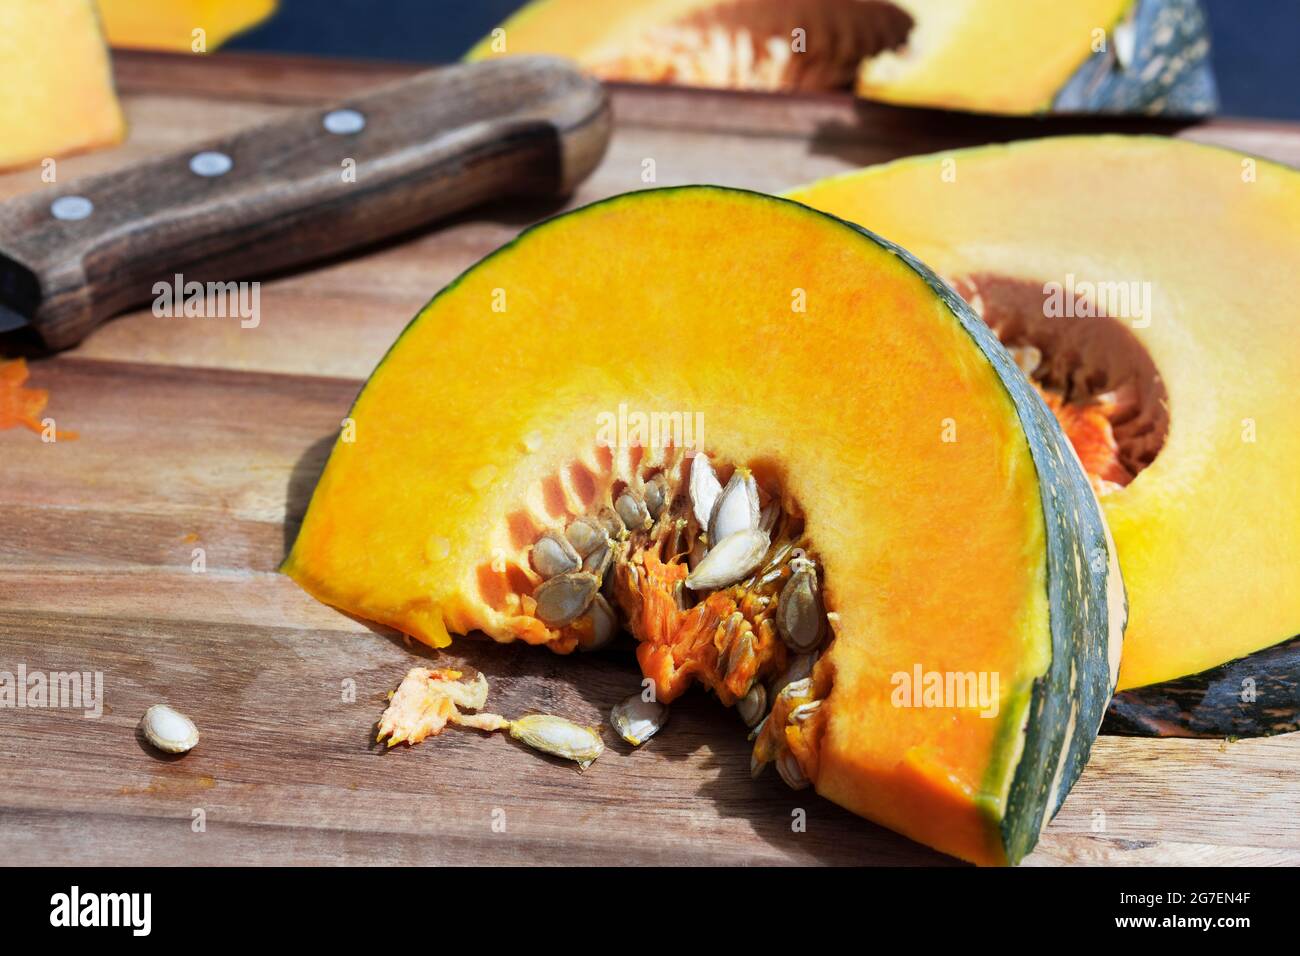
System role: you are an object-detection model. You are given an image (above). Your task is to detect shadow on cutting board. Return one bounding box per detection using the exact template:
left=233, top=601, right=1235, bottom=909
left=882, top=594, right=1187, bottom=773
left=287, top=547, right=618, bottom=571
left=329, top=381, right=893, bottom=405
left=806, top=100, right=1199, bottom=170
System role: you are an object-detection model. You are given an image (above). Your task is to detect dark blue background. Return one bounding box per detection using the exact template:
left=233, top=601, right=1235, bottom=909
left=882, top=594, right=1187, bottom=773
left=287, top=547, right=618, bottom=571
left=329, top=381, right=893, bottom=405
left=225, top=0, right=1299, bottom=120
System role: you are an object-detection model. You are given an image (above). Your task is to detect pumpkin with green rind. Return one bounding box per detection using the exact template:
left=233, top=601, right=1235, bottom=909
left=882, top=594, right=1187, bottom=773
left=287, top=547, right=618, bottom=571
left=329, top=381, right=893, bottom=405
left=466, top=0, right=1215, bottom=116
left=788, top=136, right=1300, bottom=694
left=1052, top=0, right=1216, bottom=115
left=880, top=230, right=1125, bottom=863
left=283, top=186, right=1123, bottom=865
left=1105, top=635, right=1300, bottom=738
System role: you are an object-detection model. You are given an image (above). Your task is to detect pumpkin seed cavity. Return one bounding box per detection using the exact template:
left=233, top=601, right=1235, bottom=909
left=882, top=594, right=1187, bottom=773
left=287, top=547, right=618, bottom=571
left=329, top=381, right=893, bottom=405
left=952, top=273, right=1171, bottom=496
left=586, top=0, right=914, bottom=93
left=509, top=450, right=835, bottom=789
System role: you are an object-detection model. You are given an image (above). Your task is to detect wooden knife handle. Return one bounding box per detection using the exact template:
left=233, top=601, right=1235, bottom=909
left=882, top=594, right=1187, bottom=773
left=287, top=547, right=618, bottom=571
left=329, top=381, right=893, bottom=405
left=0, top=55, right=610, bottom=350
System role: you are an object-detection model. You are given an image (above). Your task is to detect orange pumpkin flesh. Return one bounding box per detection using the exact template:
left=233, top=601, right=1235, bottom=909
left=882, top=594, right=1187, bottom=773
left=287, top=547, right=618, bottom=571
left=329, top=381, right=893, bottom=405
left=284, top=187, right=1122, bottom=865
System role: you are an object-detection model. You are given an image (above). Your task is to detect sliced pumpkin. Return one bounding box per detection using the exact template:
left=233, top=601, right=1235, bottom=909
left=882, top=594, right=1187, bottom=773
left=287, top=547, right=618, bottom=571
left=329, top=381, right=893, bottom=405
left=0, top=0, right=126, bottom=171
left=466, top=0, right=1215, bottom=115
left=96, top=0, right=276, bottom=51
left=284, top=186, right=1123, bottom=865
left=788, top=135, right=1300, bottom=690
left=854, top=0, right=1214, bottom=114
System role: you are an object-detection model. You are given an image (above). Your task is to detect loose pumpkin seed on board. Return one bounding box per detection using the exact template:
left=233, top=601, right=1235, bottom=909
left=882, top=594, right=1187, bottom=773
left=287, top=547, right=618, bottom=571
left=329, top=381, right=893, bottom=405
left=610, top=693, right=669, bottom=746
left=140, top=703, right=199, bottom=754
left=510, top=715, right=605, bottom=768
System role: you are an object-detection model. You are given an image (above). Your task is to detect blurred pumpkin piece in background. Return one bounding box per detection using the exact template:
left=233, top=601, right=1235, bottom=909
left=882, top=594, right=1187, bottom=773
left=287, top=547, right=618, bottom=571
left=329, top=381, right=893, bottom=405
left=96, top=0, right=278, bottom=51
left=467, top=0, right=1217, bottom=116
left=0, top=0, right=126, bottom=171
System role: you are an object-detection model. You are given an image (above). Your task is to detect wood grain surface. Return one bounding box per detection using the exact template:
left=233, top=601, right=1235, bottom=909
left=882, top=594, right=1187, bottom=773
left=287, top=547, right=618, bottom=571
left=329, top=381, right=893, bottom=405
left=1, top=51, right=1297, bottom=866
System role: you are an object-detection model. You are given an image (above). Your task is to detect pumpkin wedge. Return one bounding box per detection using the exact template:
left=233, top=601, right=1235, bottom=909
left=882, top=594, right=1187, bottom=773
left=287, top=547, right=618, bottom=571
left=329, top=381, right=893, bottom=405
left=0, top=0, right=125, bottom=171
left=96, top=0, right=277, bottom=51
left=466, top=0, right=1215, bottom=115
left=284, top=186, right=1123, bottom=865
left=788, top=136, right=1300, bottom=691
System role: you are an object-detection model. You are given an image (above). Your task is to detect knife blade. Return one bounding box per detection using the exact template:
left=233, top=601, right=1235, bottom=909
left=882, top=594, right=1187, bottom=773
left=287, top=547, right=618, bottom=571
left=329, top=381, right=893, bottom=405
left=0, top=253, right=40, bottom=333
left=0, top=55, right=610, bottom=350
left=0, top=305, right=28, bottom=334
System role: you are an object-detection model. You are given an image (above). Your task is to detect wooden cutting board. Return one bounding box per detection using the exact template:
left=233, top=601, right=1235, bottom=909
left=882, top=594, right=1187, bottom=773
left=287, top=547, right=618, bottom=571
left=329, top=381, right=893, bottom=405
left=2, top=50, right=1297, bottom=866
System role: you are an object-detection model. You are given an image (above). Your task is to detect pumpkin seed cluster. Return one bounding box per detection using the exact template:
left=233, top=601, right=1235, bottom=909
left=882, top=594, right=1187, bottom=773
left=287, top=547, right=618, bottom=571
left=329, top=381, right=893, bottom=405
left=525, top=451, right=833, bottom=788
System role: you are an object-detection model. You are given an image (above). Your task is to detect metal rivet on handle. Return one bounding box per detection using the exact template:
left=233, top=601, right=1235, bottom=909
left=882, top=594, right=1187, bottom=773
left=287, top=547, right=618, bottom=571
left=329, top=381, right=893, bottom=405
left=189, top=150, right=233, bottom=177
left=322, top=108, right=366, bottom=135
left=50, top=196, right=93, bottom=221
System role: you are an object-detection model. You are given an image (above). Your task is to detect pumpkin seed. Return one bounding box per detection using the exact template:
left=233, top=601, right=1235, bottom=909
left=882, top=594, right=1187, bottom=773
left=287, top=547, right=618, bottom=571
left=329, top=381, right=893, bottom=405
left=771, top=653, right=816, bottom=698
left=140, top=703, right=199, bottom=754
left=788, top=699, right=822, bottom=725
left=758, top=540, right=795, bottom=577
left=597, top=506, right=625, bottom=539
left=746, top=565, right=785, bottom=593
left=565, top=516, right=607, bottom=558
left=610, top=692, right=669, bottom=746
left=779, top=676, right=813, bottom=704
left=510, top=714, right=605, bottom=768
left=724, top=630, right=756, bottom=688
left=689, top=453, right=722, bottom=527
left=578, top=594, right=619, bottom=652
left=660, top=517, right=685, bottom=562
left=1010, top=343, right=1042, bottom=377
left=582, top=539, right=613, bottom=578
left=685, top=528, right=770, bottom=591
left=758, top=500, right=780, bottom=537
left=742, top=544, right=790, bottom=592
left=1113, top=17, right=1136, bottom=69
left=615, top=490, right=651, bottom=532
left=776, top=558, right=824, bottom=652
left=534, top=571, right=599, bottom=627
left=531, top=530, right=581, bottom=579
left=776, top=751, right=810, bottom=790
left=737, top=683, right=767, bottom=728
left=708, top=469, right=760, bottom=543
left=643, top=473, right=669, bottom=520
left=718, top=609, right=745, bottom=650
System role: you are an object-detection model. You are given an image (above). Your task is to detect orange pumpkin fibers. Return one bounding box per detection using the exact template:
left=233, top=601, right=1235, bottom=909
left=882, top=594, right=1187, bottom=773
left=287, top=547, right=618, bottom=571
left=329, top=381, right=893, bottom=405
left=0, top=359, right=77, bottom=440
left=1033, top=382, right=1132, bottom=494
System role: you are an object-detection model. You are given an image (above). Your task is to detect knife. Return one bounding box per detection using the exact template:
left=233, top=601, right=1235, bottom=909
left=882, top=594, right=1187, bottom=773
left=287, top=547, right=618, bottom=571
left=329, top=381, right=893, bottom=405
left=0, top=55, right=610, bottom=350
